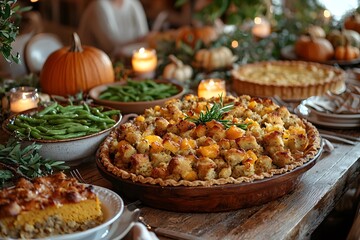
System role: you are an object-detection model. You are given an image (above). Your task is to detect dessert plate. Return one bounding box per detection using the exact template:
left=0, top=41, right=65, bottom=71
left=28, top=185, right=124, bottom=240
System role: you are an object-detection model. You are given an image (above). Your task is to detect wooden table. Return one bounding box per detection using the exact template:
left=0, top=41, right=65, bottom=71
left=1, top=125, right=359, bottom=240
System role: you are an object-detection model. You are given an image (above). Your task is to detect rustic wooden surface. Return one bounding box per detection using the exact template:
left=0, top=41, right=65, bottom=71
left=1, top=125, right=359, bottom=240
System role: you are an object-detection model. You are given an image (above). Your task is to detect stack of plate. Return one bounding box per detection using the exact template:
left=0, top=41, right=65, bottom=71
left=295, top=96, right=360, bottom=129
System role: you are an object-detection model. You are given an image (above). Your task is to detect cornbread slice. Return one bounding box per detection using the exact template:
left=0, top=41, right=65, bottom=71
left=0, top=172, right=103, bottom=239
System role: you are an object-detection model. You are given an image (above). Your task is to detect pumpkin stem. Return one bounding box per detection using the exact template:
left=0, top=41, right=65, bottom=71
left=169, top=54, right=183, bottom=67
left=70, top=32, right=83, bottom=52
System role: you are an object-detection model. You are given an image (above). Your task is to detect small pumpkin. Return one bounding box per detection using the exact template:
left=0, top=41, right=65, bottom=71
left=344, top=13, right=360, bottom=33
left=176, top=26, right=218, bottom=48
left=327, top=29, right=360, bottom=48
left=193, top=46, right=235, bottom=71
left=163, top=55, right=193, bottom=82
left=335, top=44, right=360, bottom=60
left=294, top=34, right=334, bottom=62
left=40, top=33, right=115, bottom=96
left=306, top=25, right=326, bottom=38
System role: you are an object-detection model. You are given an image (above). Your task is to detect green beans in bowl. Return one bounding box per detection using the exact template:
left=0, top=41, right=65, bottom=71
left=88, top=79, right=185, bottom=114
left=2, top=102, right=122, bottom=165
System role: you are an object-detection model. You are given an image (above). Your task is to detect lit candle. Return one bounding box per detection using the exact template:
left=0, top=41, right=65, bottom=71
left=132, top=48, right=157, bottom=78
left=252, top=17, right=271, bottom=39
left=9, top=87, right=39, bottom=113
left=198, top=79, right=226, bottom=99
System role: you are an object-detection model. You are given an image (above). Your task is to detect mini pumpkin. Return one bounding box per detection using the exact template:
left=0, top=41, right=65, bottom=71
left=193, top=46, right=235, bottom=71
left=294, top=35, right=334, bottom=62
left=344, top=13, right=360, bottom=33
left=163, top=55, right=193, bottom=82
left=327, top=29, right=360, bottom=48
left=335, top=44, right=360, bottom=60
left=306, top=25, right=326, bottom=38
left=40, top=33, right=115, bottom=96
left=176, top=26, right=218, bottom=48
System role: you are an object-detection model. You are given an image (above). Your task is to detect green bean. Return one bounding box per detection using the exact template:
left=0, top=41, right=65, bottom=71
left=6, top=101, right=119, bottom=141
left=17, top=115, right=46, bottom=124
left=36, top=102, right=58, bottom=117
left=52, top=132, right=87, bottom=139
left=98, top=79, right=179, bottom=102
left=66, top=125, right=90, bottom=133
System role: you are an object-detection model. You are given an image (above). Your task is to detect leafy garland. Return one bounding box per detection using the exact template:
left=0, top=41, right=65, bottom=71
left=0, top=138, right=69, bottom=188
left=0, top=0, right=31, bottom=63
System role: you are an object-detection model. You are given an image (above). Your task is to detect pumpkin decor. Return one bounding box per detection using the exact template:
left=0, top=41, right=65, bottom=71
left=40, top=33, right=115, bottom=96
left=193, top=46, right=236, bottom=71
left=335, top=44, right=360, bottom=60
left=306, top=25, right=326, bottom=38
left=176, top=26, right=218, bottom=48
left=163, top=55, right=193, bottom=82
left=327, top=29, right=360, bottom=48
left=344, top=13, right=360, bottom=33
left=294, top=35, right=334, bottom=62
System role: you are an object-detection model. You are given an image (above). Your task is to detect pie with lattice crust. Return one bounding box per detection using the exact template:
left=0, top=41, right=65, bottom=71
left=98, top=95, right=321, bottom=187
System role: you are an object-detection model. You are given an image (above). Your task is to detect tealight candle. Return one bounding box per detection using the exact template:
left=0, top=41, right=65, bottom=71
left=9, top=87, right=39, bottom=113
left=198, top=79, right=226, bottom=99
left=132, top=48, right=157, bottom=78
left=252, top=17, right=271, bottom=39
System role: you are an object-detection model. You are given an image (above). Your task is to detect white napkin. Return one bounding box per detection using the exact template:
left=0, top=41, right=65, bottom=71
left=305, top=84, right=360, bottom=114
left=130, top=223, right=159, bottom=240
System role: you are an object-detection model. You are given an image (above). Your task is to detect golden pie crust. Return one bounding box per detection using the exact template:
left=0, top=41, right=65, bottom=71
left=98, top=95, right=321, bottom=187
left=231, top=61, right=346, bottom=100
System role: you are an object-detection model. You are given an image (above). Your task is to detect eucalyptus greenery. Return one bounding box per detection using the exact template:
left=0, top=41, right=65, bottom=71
left=0, top=0, right=31, bottom=63
left=0, top=138, right=69, bottom=188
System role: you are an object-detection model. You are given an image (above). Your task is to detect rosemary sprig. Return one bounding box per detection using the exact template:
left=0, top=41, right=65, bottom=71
left=0, top=138, right=69, bottom=188
left=186, top=98, right=247, bottom=130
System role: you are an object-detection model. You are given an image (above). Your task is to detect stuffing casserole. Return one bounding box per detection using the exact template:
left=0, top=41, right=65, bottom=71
left=0, top=173, right=103, bottom=239
left=98, top=95, right=321, bottom=187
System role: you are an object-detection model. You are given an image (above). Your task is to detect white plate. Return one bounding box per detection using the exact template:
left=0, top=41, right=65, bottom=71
left=302, top=96, right=360, bottom=120
left=11, top=185, right=125, bottom=240
left=295, top=104, right=360, bottom=129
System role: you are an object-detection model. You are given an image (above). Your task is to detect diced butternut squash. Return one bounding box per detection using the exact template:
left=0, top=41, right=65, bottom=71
left=180, top=138, right=197, bottom=150
left=198, top=144, right=219, bottom=158
left=150, top=141, right=164, bottom=153
left=163, top=139, right=180, bottom=153
left=226, top=125, right=244, bottom=140
left=144, top=135, right=163, bottom=144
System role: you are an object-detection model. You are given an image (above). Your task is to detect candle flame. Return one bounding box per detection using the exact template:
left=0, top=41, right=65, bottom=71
left=254, top=17, right=262, bottom=24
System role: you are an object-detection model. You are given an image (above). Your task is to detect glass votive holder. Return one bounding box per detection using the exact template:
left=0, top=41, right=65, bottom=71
left=198, top=78, right=226, bottom=99
left=9, top=87, right=39, bottom=113
left=131, top=48, right=157, bottom=79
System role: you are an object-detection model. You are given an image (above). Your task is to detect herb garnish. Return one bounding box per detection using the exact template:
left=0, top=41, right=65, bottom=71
left=0, top=138, right=69, bottom=188
left=185, top=97, right=247, bottom=130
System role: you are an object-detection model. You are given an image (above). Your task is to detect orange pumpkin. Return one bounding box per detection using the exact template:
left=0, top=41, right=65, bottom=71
left=344, top=13, right=360, bottom=33
left=40, top=33, right=115, bottom=96
left=176, top=26, right=218, bottom=48
left=335, top=45, right=360, bottom=60
left=294, top=35, right=334, bottom=62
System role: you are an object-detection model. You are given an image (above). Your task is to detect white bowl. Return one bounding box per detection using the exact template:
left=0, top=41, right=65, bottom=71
left=2, top=106, right=122, bottom=165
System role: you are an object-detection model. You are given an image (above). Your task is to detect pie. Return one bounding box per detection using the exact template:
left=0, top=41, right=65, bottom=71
left=98, top=95, right=322, bottom=187
left=0, top=172, right=103, bottom=239
left=231, top=60, right=346, bottom=100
